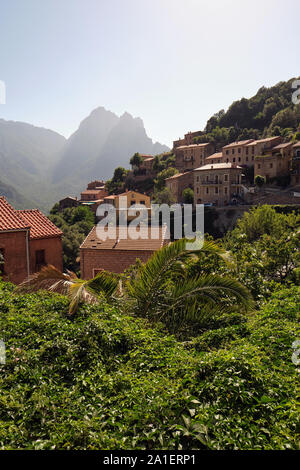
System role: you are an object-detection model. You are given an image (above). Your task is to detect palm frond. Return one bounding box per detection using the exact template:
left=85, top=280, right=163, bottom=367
left=16, top=265, right=119, bottom=315
left=127, top=238, right=226, bottom=317
left=16, top=265, right=73, bottom=295
left=168, top=274, right=254, bottom=320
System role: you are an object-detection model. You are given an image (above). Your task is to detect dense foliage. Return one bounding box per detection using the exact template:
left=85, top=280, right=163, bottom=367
left=0, top=205, right=299, bottom=450
left=0, top=281, right=298, bottom=450
left=194, top=78, right=300, bottom=149
left=49, top=205, right=95, bottom=272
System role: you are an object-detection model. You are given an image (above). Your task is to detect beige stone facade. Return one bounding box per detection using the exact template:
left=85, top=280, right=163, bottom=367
left=222, top=137, right=282, bottom=167
left=165, top=171, right=194, bottom=203
left=194, top=163, right=243, bottom=206
left=175, top=143, right=214, bottom=172
left=291, top=142, right=300, bottom=186
left=254, top=142, right=293, bottom=181
left=102, top=190, right=151, bottom=222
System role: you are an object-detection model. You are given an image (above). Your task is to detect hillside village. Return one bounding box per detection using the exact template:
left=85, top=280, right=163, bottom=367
left=1, top=125, right=300, bottom=283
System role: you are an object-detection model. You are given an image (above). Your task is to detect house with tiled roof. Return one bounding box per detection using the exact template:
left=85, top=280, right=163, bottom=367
left=194, top=163, right=243, bottom=206
left=165, top=171, right=194, bottom=203
left=254, top=141, right=294, bottom=182
left=174, top=142, right=214, bottom=172
left=101, top=190, right=151, bottom=222
left=80, top=225, right=169, bottom=277
left=0, top=197, right=63, bottom=283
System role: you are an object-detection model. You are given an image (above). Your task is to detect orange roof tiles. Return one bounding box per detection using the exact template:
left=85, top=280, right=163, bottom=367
left=194, top=163, right=242, bottom=171
left=206, top=152, right=223, bottom=160
left=17, top=209, right=63, bottom=240
left=0, top=196, right=62, bottom=239
left=177, top=143, right=211, bottom=150
left=223, top=140, right=254, bottom=149
left=272, top=142, right=293, bottom=150
left=245, top=137, right=281, bottom=146
left=0, top=197, right=30, bottom=232
left=81, top=225, right=169, bottom=251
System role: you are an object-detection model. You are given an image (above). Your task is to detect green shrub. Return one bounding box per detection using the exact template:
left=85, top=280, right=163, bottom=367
left=0, top=282, right=298, bottom=450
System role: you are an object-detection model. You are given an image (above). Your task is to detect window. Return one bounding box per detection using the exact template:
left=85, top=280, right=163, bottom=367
left=246, top=148, right=249, bottom=155
left=270, top=163, right=273, bottom=169
left=258, top=164, right=261, bottom=169
left=197, top=187, right=199, bottom=194
left=233, top=158, right=236, bottom=163
left=238, top=157, right=241, bottom=162
left=232, top=149, right=235, bottom=154
left=246, top=156, right=248, bottom=162
left=140, top=200, right=145, bottom=205
left=224, top=174, right=228, bottom=182
left=35, top=250, right=46, bottom=271
left=0, top=248, right=5, bottom=274
left=206, top=187, right=209, bottom=194
left=238, top=148, right=241, bottom=154
left=215, top=187, right=218, bottom=194
left=196, top=176, right=199, bottom=182
left=225, top=187, right=228, bottom=194
left=226, top=150, right=229, bottom=155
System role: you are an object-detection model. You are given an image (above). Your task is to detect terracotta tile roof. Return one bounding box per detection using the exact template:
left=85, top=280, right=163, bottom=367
left=0, top=197, right=30, bottom=232
left=194, top=163, right=242, bottom=171
left=245, top=137, right=281, bottom=147
left=139, top=154, right=153, bottom=159
left=81, top=225, right=169, bottom=251
left=81, top=190, right=104, bottom=195
left=17, top=209, right=63, bottom=240
left=272, top=142, right=293, bottom=150
left=223, top=140, right=254, bottom=149
left=177, top=143, right=211, bottom=150
left=206, top=152, right=223, bottom=160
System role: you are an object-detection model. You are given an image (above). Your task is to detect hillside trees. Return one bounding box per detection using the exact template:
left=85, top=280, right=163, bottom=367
left=49, top=204, right=95, bottom=272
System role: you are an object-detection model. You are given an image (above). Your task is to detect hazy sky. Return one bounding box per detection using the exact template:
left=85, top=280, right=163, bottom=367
left=0, top=0, right=299, bottom=147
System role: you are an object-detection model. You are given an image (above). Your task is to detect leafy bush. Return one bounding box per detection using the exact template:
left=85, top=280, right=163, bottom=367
left=0, top=281, right=298, bottom=450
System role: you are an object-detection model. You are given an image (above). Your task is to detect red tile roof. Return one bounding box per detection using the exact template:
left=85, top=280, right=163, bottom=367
left=177, top=143, right=211, bottom=149
left=206, top=152, right=223, bottom=160
left=245, top=137, right=281, bottom=146
left=223, top=139, right=254, bottom=149
left=81, top=225, right=169, bottom=251
left=195, top=163, right=242, bottom=171
left=0, top=197, right=30, bottom=232
left=17, top=209, right=63, bottom=240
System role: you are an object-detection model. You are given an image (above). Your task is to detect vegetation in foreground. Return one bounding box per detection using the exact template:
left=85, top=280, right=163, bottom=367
left=0, top=206, right=299, bottom=449
left=0, top=282, right=299, bottom=450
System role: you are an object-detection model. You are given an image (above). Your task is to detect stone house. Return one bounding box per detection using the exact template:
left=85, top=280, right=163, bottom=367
left=175, top=143, right=214, bottom=172
left=194, top=163, right=243, bottom=206
left=254, top=142, right=293, bottom=181
left=165, top=171, right=194, bottom=203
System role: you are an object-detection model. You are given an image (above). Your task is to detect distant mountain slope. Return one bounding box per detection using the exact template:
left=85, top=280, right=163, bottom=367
left=52, top=107, right=119, bottom=182
left=194, top=77, right=300, bottom=149
left=0, top=180, right=35, bottom=210
left=0, top=108, right=169, bottom=211
left=53, top=107, right=169, bottom=183
left=0, top=120, right=66, bottom=210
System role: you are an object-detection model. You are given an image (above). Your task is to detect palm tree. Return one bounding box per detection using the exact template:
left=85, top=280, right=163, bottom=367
left=16, top=265, right=119, bottom=316
left=127, top=238, right=253, bottom=328
left=16, top=239, right=253, bottom=326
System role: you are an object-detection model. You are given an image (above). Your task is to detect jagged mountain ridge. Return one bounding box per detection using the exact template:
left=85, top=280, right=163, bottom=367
left=53, top=107, right=169, bottom=183
left=0, top=108, right=169, bottom=210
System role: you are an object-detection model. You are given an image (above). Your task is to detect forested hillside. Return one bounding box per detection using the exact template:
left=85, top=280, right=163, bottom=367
left=194, top=77, right=300, bottom=150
